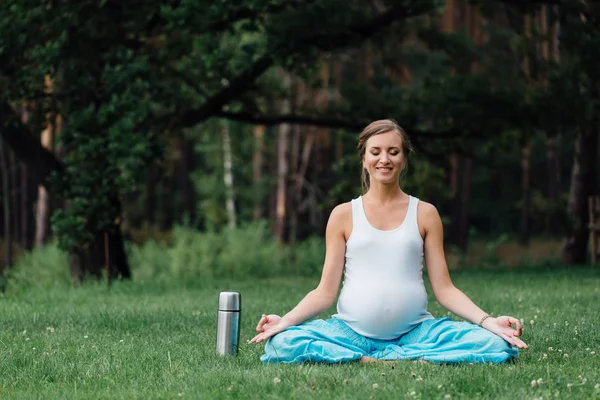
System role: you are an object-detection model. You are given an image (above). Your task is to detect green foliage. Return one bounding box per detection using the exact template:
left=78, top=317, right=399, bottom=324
left=292, top=236, right=327, bottom=277
left=130, top=221, right=290, bottom=281
left=2, top=0, right=600, bottom=269
left=3, top=242, right=70, bottom=293
left=402, top=155, right=451, bottom=204
left=476, top=233, right=510, bottom=269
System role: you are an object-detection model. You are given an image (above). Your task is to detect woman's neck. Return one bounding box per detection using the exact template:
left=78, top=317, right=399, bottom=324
left=363, top=182, right=406, bottom=205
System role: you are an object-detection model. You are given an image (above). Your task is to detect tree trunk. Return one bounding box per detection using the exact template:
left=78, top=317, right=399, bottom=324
left=221, top=120, right=236, bottom=229
left=145, top=171, right=156, bottom=225
left=10, top=152, right=20, bottom=246
left=158, top=179, right=174, bottom=230
left=310, top=62, right=332, bottom=233
left=35, top=114, right=56, bottom=247
left=458, top=156, right=473, bottom=252
left=520, top=13, right=532, bottom=246
left=333, top=61, right=344, bottom=161
left=449, top=154, right=461, bottom=247
left=520, top=141, right=532, bottom=245
left=443, top=0, right=461, bottom=249
left=274, top=118, right=291, bottom=242
left=20, top=163, right=31, bottom=250
left=562, top=130, right=599, bottom=264
left=179, top=136, right=196, bottom=224
left=252, top=125, right=265, bottom=220
left=543, top=6, right=561, bottom=220
left=0, top=137, right=12, bottom=270
left=289, top=111, right=301, bottom=246
left=546, top=136, right=559, bottom=202
left=274, top=73, right=292, bottom=243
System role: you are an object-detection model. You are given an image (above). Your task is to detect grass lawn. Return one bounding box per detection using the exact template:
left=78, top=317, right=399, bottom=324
left=0, top=266, right=599, bottom=399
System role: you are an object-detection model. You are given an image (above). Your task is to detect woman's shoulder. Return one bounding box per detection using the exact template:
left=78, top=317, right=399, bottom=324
left=415, top=199, right=442, bottom=225
left=414, top=198, right=437, bottom=213
left=330, top=201, right=353, bottom=221
left=328, top=202, right=353, bottom=239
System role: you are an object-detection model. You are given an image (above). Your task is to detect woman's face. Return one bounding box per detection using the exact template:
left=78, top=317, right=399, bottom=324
left=362, top=131, right=405, bottom=185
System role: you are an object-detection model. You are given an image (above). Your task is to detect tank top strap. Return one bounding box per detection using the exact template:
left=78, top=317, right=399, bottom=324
left=351, top=197, right=370, bottom=231
left=406, top=195, right=421, bottom=233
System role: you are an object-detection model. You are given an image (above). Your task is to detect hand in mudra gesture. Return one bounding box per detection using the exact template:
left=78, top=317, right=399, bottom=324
left=482, top=316, right=528, bottom=349
left=249, top=314, right=291, bottom=344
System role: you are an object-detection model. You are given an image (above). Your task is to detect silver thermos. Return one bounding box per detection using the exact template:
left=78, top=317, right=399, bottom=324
left=216, top=291, right=241, bottom=355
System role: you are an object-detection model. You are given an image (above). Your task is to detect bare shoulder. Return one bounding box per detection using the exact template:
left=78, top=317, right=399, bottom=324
left=327, top=202, right=352, bottom=239
left=416, top=200, right=442, bottom=237
left=328, top=202, right=352, bottom=227
left=330, top=202, right=352, bottom=220
left=417, top=200, right=440, bottom=219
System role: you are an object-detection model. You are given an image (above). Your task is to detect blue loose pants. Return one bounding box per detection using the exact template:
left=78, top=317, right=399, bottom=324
left=261, top=317, right=518, bottom=364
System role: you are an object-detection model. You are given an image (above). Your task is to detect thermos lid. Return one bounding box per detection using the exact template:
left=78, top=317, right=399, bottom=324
left=218, top=291, right=241, bottom=311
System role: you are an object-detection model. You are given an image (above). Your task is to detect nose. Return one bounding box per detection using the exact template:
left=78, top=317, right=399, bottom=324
left=379, top=152, right=390, bottom=164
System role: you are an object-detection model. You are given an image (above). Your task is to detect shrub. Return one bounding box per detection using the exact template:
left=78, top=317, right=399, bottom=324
left=216, top=221, right=287, bottom=278
left=131, top=221, right=290, bottom=280
left=3, top=242, right=70, bottom=293
left=292, top=236, right=325, bottom=277
left=128, top=239, right=171, bottom=281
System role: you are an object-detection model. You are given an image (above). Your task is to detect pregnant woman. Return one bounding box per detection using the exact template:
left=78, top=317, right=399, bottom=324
left=250, top=119, right=528, bottom=364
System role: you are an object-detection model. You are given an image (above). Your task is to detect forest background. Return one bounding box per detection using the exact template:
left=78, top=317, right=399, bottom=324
left=0, top=0, right=599, bottom=289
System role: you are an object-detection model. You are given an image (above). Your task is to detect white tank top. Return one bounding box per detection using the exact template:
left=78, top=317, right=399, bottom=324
left=334, top=195, right=433, bottom=340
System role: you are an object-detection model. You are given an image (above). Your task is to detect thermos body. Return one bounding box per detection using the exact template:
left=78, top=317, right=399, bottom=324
left=216, top=291, right=241, bottom=355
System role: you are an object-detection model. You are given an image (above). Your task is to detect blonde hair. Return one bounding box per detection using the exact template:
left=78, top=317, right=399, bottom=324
left=357, top=119, right=413, bottom=194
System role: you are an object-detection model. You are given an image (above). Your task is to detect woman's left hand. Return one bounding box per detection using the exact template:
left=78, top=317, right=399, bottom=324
left=482, top=316, right=529, bottom=349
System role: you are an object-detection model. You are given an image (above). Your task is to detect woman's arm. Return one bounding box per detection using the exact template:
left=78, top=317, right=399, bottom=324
left=249, top=203, right=349, bottom=344
left=420, top=202, right=528, bottom=349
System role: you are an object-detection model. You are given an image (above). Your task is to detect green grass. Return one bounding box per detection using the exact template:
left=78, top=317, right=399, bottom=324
left=0, top=266, right=599, bottom=399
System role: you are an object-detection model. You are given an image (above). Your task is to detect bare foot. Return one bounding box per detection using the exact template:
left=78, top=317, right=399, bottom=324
left=360, top=356, right=378, bottom=363
left=360, top=356, right=396, bottom=366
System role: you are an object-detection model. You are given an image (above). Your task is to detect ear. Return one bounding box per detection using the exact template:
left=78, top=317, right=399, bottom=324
left=361, top=156, right=366, bottom=170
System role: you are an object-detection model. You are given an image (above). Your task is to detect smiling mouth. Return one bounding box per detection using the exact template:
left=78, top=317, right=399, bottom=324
left=376, top=167, right=393, bottom=171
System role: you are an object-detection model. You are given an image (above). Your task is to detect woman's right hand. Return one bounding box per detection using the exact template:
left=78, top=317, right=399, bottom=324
left=249, top=314, right=291, bottom=344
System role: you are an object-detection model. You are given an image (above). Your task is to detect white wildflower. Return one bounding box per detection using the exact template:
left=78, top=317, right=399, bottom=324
left=372, top=383, right=379, bottom=389
left=273, top=377, right=281, bottom=385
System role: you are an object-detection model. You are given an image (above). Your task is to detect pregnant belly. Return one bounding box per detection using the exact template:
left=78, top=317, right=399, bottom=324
left=337, top=281, right=429, bottom=339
